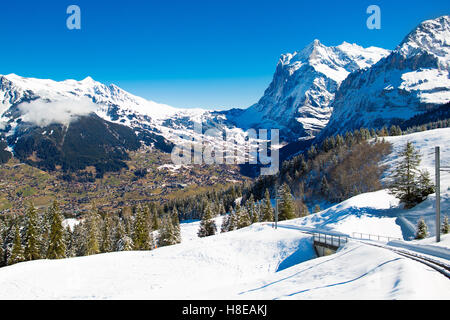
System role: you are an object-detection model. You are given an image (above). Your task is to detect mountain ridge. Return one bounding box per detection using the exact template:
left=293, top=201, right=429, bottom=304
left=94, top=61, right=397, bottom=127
left=319, top=15, right=450, bottom=139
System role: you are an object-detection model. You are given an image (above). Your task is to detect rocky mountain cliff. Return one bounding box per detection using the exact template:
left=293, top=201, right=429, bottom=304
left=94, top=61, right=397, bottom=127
left=319, top=15, right=450, bottom=139
left=227, top=40, right=389, bottom=141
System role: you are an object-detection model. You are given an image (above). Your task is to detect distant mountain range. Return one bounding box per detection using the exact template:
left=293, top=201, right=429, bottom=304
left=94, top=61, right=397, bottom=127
left=0, top=15, right=448, bottom=174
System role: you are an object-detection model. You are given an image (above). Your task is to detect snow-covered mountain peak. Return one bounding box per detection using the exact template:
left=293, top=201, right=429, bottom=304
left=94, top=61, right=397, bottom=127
left=233, top=41, right=389, bottom=140
left=398, top=15, right=450, bottom=68
left=0, top=73, right=182, bottom=122
left=319, top=16, right=450, bottom=139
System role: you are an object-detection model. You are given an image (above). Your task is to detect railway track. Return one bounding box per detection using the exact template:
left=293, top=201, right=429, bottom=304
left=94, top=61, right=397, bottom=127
left=278, top=224, right=450, bottom=279
left=356, top=239, right=450, bottom=279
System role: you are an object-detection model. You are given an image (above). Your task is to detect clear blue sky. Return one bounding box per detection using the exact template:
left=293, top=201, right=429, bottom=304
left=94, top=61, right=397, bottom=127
left=0, top=0, right=448, bottom=110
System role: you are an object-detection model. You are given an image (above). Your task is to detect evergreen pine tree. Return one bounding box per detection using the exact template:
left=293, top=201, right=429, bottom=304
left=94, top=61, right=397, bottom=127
left=254, top=202, right=262, bottom=223
left=416, top=218, right=429, bottom=239
left=171, top=206, right=181, bottom=244
left=8, top=224, right=25, bottom=266
left=116, top=219, right=133, bottom=251
left=442, top=215, right=449, bottom=234
left=23, top=203, right=41, bottom=261
left=39, top=206, right=53, bottom=258
left=64, top=225, right=73, bottom=258
left=221, top=214, right=231, bottom=233
left=198, top=204, right=217, bottom=237
left=151, top=207, right=160, bottom=230
left=46, top=201, right=66, bottom=259
left=101, top=214, right=113, bottom=253
left=228, top=205, right=240, bottom=231
left=0, top=228, right=4, bottom=267
left=158, top=215, right=178, bottom=247
left=261, top=189, right=274, bottom=222
left=389, top=142, right=427, bottom=209
left=85, top=209, right=100, bottom=256
left=278, top=184, right=296, bottom=221
left=133, top=207, right=153, bottom=250
left=71, top=223, right=86, bottom=257
left=237, top=206, right=252, bottom=229
left=418, top=170, right=435, bottom=199
left=320, top=176, right=330, bottom=197
left=0, top=220, right=5, bottom=267
left=218, top=202, right=226, bottom=216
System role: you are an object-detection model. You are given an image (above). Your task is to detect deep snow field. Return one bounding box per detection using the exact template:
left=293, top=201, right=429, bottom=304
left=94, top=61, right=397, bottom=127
left=289, top=128, right=450, bottom=241
left=0, top=128, right=449, bottom=300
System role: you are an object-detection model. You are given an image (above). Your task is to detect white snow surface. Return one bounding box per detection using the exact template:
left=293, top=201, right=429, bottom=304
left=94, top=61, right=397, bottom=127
left=0, top=221, right=449, bottom=300
left=0, top=130, right=449, bottom=300
left=286, top=128, right=450, bottom=241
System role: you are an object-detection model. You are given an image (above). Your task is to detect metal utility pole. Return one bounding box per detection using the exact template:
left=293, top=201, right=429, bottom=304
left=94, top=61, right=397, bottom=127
left=436, top=146, right=441, bottom=243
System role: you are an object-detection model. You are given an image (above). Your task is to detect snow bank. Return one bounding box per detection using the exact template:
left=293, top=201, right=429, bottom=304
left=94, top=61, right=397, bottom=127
left=286, top=128, right=450, bottom=241
left=1, top=222, right=448, bottom=300
left=236, top=241, right=450, bottom=300
left=0, top=224, right=315, bottom=299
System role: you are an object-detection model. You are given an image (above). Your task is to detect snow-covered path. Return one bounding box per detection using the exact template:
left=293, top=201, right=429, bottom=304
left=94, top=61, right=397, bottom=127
left=0, top=222, right=448, bottom=300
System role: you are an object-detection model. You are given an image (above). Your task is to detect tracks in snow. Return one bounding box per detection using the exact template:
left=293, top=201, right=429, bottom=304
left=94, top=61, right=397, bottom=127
left=278, top=224, right=450, bottom=279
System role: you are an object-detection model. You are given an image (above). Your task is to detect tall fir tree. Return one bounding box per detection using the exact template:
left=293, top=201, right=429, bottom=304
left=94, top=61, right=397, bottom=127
left=0, top=219, right=5, bottom=267
left=246, top=195, right=258, bottom=224
left=228, top=205, right=240, bottom=231
left=390, top=142, right=430, bottom=209
left=101, top=214, right=113, bottom=253
left=64, top=225, right=74, bottom=258
left=416, top=218, right=429, bottom=240
left=158, top=215, right=178, bottom=247
left=116, top=219, right=133, bottom=251
left=221, top=214, right=231, bottom=233
left=261, top=189, right=274, bottom=222
left=132, top=207, right=153, bottom=250
left=85, top=209, right=100, bottom=256
left=278, top=184, right=296, bottom=221
left=151, top=207, right=160, bottom=230
left=39, top=206, right=53, bottom=258
left=442, top=216, right=449, bottom=234
left=236, top=206, right=252, bottom=229
left=46, top=201, right=66, bottom=260
left=417, top=170, right=435, bottom=199
left=23, top=203, right=41, bottom=261
left=218, top=202, right=226, bottom=216
left=71, top=223, right=86, bottom=257
left=198, top=204, right=217, bottom=237
left=8, top=224, right=25, bottom=266
left=171, top=206, right=181, bottom=244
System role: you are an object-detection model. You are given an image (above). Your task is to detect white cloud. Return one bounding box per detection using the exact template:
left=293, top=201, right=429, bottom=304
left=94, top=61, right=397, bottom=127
left=18, top=98, right=97, bottom=127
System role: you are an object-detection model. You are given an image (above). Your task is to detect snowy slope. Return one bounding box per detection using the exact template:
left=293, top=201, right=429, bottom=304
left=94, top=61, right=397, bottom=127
left=0, top=224, right=316, bottom=299
left=321, top=15, right=450, bottom=138
left=1, top=129, right=449, bottom=299
left=0, top=221, right=448, bottom=300
left=235, top=240, right=449, bottom=300
left=283, top=128, right=450, bottom=241
left=230, top=41, right=389, bottom=141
